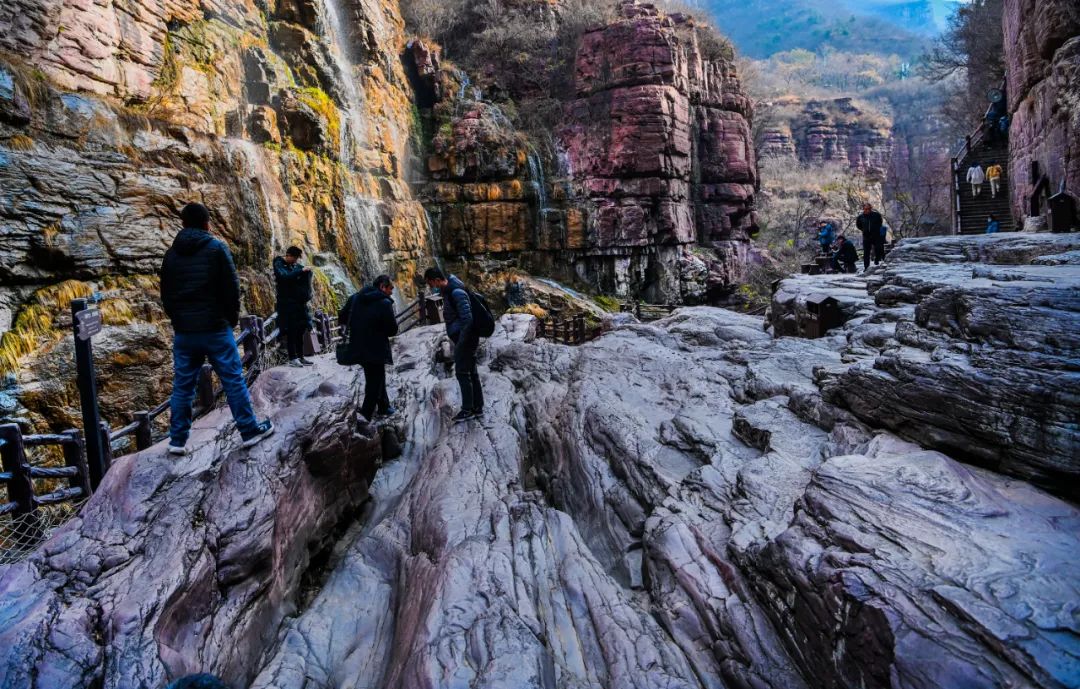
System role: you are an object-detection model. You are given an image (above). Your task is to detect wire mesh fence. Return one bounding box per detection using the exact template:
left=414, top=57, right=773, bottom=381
left=0, top=499, right=87, bottom=565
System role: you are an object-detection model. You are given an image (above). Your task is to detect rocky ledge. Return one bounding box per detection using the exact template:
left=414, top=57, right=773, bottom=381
left=770, top=232, right=1080, bottom=500
left=0, top=234, right=1077, bottom=689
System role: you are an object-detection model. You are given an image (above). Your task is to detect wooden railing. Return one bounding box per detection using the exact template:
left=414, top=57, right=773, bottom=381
left=396, top=294, right=443, bottom=333
left=0, top=307, right=345, bottom=557
left=621, top=302, right=678, bottom=322
left=536, top=314, right=591, bottom=345
left=951, top=78, right=1007, bottom=235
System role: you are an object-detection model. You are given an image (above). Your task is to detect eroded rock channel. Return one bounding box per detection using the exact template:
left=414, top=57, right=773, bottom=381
left=1, top=233, right=1078, bottom=688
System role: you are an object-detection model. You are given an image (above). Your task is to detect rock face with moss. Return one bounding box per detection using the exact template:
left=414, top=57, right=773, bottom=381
left=0, top=0, right=432, bottom=429
left=417, top=1, right=760, bottom=304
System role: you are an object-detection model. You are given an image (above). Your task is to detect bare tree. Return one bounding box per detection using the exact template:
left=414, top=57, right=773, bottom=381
left=920, top=0, right=1005, bottom=133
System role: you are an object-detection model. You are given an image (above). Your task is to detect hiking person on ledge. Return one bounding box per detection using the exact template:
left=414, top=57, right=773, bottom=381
left=160, top=203, right=274, bottom=455
left=273, top=246, right=314, bottom=368
left=424, top=268, right=495, bottom=422
left=347, top=274, right=399, bottom=422
left=856, top=203, right=885, bottom=271
left=816, top=220, right=836, bottom=256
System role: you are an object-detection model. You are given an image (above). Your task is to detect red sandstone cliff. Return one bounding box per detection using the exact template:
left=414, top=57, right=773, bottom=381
left=1004, top=0, right=1080, bottom=228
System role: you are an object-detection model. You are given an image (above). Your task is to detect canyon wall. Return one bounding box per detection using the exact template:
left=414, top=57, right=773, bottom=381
left=759, top=97, right=893, bottom=179
left=419, top=2, right=760, bottom=304
left=0, top=0, right=431, bottom=429
left=1004, top=0, right=1080, bottom=227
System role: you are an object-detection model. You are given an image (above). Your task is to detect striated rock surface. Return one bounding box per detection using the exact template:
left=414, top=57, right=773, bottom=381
left=0, top=0, right=432, bottom=428
left=2, top=254, right=1077, bottom=687
left=0, top=357, right=385, bottom=687
left=759, top=97, right=893, bottom=178
left=1004, top=0, right=1080, bottom=228
left=417, top=1, right=759, bottom=304
left=770, top=232, right=1080, bottom=500
left=560, top=3, right=757, bottom=301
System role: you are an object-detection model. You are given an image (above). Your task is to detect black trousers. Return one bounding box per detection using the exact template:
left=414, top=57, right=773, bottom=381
left=831, top=256, right=857, bottom=274
left=862, top=235, right=885, bottom=269
left=361, top=362, right=391, bottom=420
left=452, top=332, right=484, bottom=412
left=283, top=326, right=306, bottom=360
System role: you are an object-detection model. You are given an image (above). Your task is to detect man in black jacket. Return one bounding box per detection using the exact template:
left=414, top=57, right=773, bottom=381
left=855, top=203, right=885, bottom=271
left=424, top=267, right=483, bottom=421
left=160, top=203, right=274, bottom=455
left=348, top=275, right=399, bottom=421
left=273, top=246, right=314, bottom=367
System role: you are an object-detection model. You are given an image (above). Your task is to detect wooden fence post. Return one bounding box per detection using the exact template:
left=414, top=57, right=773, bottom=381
left=133, top=412, right=153, bottom=451
left=0, top=425, right=34, bottom=519
left=61, top=429, right=92, bottom=498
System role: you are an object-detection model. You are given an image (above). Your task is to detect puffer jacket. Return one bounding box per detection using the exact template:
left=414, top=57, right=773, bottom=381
left=160, top=228, right=241, bottom=333
left=856, top=211, right=884, bottom=238
left=347, top=286, right=399, bottom=365
left=440, top=275, right=473, bottom=340
left=273, top=256, right=313, bottom=331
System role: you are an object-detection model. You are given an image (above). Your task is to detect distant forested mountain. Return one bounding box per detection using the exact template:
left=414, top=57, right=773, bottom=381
left=696, top=0, right=950, bottom=57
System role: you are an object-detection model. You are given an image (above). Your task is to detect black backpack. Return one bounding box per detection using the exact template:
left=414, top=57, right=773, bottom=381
left=461, top=289, right=496, bottom=337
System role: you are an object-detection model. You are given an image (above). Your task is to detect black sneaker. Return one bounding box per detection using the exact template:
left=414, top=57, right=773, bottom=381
left=241, top=420, right=275, bottom=448
left=472, top=408, right=484, bottom=418
left=452, top=409, right=476, bottom=422
left=299, top=358, right=315, bottom=366
left=377, top=406, right=398, bottom=418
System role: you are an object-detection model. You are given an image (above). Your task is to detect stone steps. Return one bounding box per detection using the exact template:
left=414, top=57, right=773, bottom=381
left=957, top=142, right=1013, bottom=235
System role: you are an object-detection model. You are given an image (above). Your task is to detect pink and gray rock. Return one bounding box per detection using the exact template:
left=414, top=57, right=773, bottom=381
left=758, top=98, right=893, bottom=178
left=559, top=2, right=758, bottom=299
left=771, top=232, right=1080, bottom=501
left=0, top=358, right=384, bottom=688
left=1004, top=0, right=1080, bottom=227
left=1, top=280, right=1077, bottom=688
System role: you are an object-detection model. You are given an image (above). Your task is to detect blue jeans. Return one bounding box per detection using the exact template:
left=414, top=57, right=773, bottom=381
left=170, top=329, right=259, bottom=445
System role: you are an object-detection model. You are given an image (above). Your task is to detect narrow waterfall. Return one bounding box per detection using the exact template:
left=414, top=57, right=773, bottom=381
left=322, top=0, right=385, bottom=283
left=228, top=140, right=287, bottom=253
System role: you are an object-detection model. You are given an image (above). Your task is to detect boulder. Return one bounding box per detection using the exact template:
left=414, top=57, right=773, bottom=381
left=0, top=358, right=384, bottom=688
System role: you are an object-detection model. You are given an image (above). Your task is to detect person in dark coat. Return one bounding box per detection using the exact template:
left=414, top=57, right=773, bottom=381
left=855, top=203, right=885, bottom=270
left=830, top=235, right=859, bottom=273
left=424, top=267, right=483, bottom=421
left=348, top=275, right=399, bottom=420
left=160, top=203, right=274, bottom=455
left=273, top=246, right=314, bottom=367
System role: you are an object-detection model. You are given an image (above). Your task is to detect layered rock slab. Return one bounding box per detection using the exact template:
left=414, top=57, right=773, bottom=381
left=771, top=233, right=1080, bottom=500
left=256, top=308, right=1076, bottom=689
left=1, top=299, right=1077, bottom=688
left=0, top=359, right=382, bottom=688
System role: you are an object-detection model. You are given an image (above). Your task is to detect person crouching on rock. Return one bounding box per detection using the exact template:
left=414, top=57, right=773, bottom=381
left=425, top=267, right=484, bottom=421
left=347, top=275, right=399, bottom=421
left=830, top=235, right=858, bottom=274
left=273, top=246, right=315, bottom=368
left=160, top=203, right=274, bottom=455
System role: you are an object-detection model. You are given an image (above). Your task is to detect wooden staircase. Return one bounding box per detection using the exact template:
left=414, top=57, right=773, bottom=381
left=951, top=114, right=1014, bottom=235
